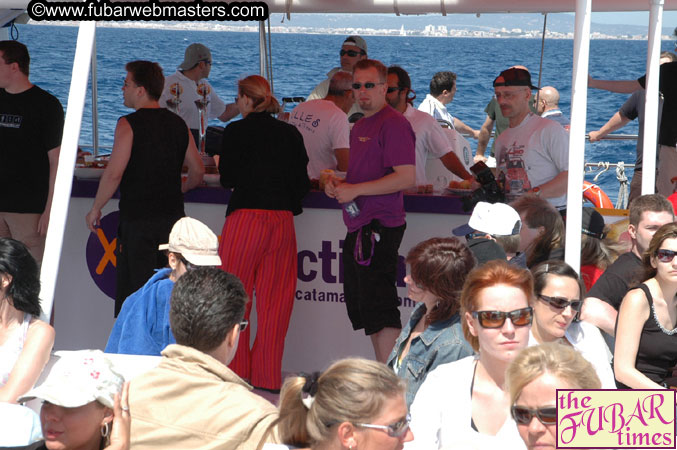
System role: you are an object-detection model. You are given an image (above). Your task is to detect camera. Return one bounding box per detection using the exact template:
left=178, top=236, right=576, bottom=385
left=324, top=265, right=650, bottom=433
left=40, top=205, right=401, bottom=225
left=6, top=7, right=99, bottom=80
left=461, top=161, right=506, bottom=212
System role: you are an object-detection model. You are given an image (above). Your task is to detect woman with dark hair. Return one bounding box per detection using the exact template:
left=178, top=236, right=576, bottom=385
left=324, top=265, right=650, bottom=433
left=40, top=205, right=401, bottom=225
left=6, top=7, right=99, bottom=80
left=615, top=222, right=677, bottom=389
left=510, top=194, right=564, bottom=268
left=265, top=358, right=412, bottom=450
left=218, top=75, right=310, bottom=391
left=386, top=237, right=475, bottom=407
left=529, top=260, right=615, bottom=388
left=408, top=260, right=533, bottom=449
left=0, top=237, right=54, bottom=403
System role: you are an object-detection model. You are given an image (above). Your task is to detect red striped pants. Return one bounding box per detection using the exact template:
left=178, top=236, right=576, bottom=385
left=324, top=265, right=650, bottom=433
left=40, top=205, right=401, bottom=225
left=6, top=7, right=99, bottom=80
left=219, top=209, right=297, bottom=389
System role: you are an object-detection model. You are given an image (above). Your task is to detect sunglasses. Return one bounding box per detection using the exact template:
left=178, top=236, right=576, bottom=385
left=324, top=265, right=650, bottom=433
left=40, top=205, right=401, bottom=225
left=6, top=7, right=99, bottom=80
left=472, top=307, right=533, bottom=328
left=387, top=86, right=404, bottom=94
left=656, top=249, right=677, bottom=263
left=239, top=319, right=249, bottom=332
left=355, top=413, right=411, bottom=438
left=538, top=294, right=583, bottom=312
left=511, top=406, right=557, bottom=425
left=340, top=49, right=364, bottom=57
left=201, top=59, right=212, bottom=65
left=352, top=82, right=383, bottom=90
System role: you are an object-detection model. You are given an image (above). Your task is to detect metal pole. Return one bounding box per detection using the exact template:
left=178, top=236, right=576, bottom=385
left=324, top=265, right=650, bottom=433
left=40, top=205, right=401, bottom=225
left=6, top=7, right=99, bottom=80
left=258, top=21, right=267, bottom=78
left=564, top=0, right=592, bottom=273
left=641, top=0, right=664, bottom=196
left=40, top=21, right=96, bottom=322
left=90, top=31, right=99, bottom=157
left=535, top=13, right=548, bottom=106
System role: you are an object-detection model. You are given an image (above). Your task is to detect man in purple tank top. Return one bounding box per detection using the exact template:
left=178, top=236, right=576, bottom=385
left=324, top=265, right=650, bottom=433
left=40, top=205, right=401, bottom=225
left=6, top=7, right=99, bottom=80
left=325, top=59, right=416, bottom=362
left=85, top=60, right=204, bottom=316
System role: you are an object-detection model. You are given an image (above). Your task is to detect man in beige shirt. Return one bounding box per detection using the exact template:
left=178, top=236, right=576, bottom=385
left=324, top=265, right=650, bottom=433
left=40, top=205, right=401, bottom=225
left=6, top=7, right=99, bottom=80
left=128, top=267, right=278, bottom=449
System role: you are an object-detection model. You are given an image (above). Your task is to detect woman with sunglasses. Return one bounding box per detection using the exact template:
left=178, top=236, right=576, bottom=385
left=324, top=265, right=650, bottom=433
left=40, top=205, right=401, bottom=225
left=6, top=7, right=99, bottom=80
left=219, top=75, right=311, bottom=392
left=263, top=357, right=413, bottom=450
left=506, top=343, right=600, bottom=450
left=614, top=222, right=677, bottom=389
left=386, top=237, right=475, bottom=408
left=407, top=260, right=532, bottom=449
left=529, top=261, right=616, bottom=388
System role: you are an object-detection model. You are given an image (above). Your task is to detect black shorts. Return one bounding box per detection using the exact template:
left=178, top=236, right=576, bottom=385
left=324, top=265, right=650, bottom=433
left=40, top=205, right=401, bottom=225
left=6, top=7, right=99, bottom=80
left=342, top=221, right=405, bottom=335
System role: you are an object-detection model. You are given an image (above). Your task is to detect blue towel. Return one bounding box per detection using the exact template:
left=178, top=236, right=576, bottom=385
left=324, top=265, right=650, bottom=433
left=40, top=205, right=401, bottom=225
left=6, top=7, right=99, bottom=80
left=105, top=268, right=175, bottom=356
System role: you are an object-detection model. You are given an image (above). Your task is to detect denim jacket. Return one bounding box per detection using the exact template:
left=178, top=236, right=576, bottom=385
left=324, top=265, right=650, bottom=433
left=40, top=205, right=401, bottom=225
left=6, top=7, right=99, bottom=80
left=387, top=302, right=474, bottom=407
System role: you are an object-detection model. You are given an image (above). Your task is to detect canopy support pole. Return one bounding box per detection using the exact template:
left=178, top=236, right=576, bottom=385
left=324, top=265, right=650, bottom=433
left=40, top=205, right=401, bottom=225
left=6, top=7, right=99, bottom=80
left=564, top=0, right=592, bottom=273
left=641, top=0, right=664, bottom=196
left=91, top=32, right=99, bottom=157
left=39, top=21, right=96, bottom=322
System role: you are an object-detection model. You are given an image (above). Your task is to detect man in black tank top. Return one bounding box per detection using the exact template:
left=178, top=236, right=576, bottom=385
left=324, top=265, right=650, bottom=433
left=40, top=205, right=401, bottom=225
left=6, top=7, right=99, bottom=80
left=85, top=60, right=204, bottom=316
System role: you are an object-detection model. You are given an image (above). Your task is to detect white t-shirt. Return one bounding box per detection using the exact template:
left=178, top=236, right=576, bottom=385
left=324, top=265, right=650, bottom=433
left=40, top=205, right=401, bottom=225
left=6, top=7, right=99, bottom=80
left=288, top=99, right=350, bottom=179
left=418, top=94, right=456, bottom=129
left=406, top=356, right=525, bottom=450
left=495, top=113, right=570, bottom=208
left=159, top=70, right=227, bottom=129
left=403, top=105, right=455, bottom=185
left=426, top=127, right=474, bottom=184
left=528, top=321, right=615, bottom=389
left=307, top=67, right=363, bottom=118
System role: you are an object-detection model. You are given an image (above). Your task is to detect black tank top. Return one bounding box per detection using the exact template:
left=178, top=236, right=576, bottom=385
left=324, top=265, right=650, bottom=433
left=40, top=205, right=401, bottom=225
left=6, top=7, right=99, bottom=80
left=616, top=283, right=677, bottom=388
left=119, top=108, right=188, bottom=220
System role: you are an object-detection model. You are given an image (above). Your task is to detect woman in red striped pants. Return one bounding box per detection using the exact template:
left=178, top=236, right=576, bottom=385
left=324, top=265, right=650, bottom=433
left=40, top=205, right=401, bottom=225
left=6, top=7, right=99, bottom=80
left=218, top=75, right=310, bottom=391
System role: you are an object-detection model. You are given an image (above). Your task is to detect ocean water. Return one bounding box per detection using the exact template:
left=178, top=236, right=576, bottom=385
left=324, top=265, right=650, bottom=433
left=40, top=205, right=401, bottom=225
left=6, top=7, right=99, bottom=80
left=16, top=24, right=676, bottom=201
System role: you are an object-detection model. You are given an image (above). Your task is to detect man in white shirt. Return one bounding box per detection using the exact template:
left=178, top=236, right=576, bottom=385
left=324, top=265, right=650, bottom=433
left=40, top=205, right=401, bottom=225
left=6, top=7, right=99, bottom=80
left=307, top=35, right=366, bottom=120
left=288, top=72, right=353, bottom=179
left=159, top=43, right=238, bottom=150
left=493, top=67, right=570, bottom=209
left=417, top=71, right=479, bottom=139
left=535, top=86, right=570, bottom=130
left=386, top=66, right=474, bottom=187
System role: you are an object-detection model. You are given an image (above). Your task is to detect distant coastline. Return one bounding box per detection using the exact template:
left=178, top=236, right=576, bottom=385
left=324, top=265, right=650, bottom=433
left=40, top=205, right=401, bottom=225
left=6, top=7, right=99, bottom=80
left=30, top=20, right=672, bottom=41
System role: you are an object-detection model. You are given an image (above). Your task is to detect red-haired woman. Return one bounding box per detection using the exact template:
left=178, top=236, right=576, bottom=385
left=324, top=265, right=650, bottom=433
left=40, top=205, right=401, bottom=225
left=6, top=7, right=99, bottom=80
left=218, top=75, right=310, bottom=391
left=408, top=260, right=533, bottom=449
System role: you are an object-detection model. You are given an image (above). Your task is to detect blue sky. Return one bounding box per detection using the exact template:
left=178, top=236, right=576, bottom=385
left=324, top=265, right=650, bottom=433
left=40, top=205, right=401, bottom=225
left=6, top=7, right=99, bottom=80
left=591, top=11, right=677, bottom=28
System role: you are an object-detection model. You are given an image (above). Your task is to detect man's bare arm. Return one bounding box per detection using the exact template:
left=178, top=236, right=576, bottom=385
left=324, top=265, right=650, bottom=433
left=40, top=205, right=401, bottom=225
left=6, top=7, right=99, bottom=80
left=588, top=75, right=642, bottom=94
left=334, top=148, right=349, bottom=172
left=85, top=119, right=133, bottom=232
left=453, top=118, right=479, bottom=140
left=182, top=128, right=205, bottom=192
left=589, top=112, right=631, bottom=142
left=475, top=116, right=494, bottom=161
left=333, top=165, right=415, bottom=204
left=440, top=152, right=472, bottom=181
left=218, top=103, right=240, bottom=122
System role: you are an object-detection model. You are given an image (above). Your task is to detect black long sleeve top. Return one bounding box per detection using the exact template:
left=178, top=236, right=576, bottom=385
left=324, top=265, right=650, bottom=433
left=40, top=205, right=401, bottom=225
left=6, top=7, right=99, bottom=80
left=219, top=111, right=311, bottom=216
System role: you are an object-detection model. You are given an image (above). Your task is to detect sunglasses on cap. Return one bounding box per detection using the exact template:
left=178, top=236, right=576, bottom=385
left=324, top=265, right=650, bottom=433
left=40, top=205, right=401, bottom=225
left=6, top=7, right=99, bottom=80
left=511, top=406, right=557, bottom=425
left=340, top=49, right=365, bottom=57
left=355, top=413, right=411, bottom=438
left=472, top=307, right=533, bottom=328
left=656, top=249, right=677, bottom=263
left=352, top=82, right=384, bottom=90
left=538, top=294, right=583, bottom=312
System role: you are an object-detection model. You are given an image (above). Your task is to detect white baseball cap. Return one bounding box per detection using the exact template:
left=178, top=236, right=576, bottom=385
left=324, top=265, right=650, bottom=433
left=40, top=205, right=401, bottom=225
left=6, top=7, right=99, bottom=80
left=158, top=217, right=221, bottom=266
left=19, top=350, right=124, bottom=409
left=453, top=202, right=522, bottom=236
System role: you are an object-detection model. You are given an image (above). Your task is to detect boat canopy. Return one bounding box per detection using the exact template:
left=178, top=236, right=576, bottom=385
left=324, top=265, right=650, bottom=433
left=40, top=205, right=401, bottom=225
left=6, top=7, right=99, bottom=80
left=2, top=0, right=677, bottom=13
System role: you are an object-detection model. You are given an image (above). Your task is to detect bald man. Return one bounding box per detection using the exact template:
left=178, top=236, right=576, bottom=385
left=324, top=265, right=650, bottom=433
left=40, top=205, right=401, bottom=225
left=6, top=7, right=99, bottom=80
left=536, top=86, right=570, bottom=130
